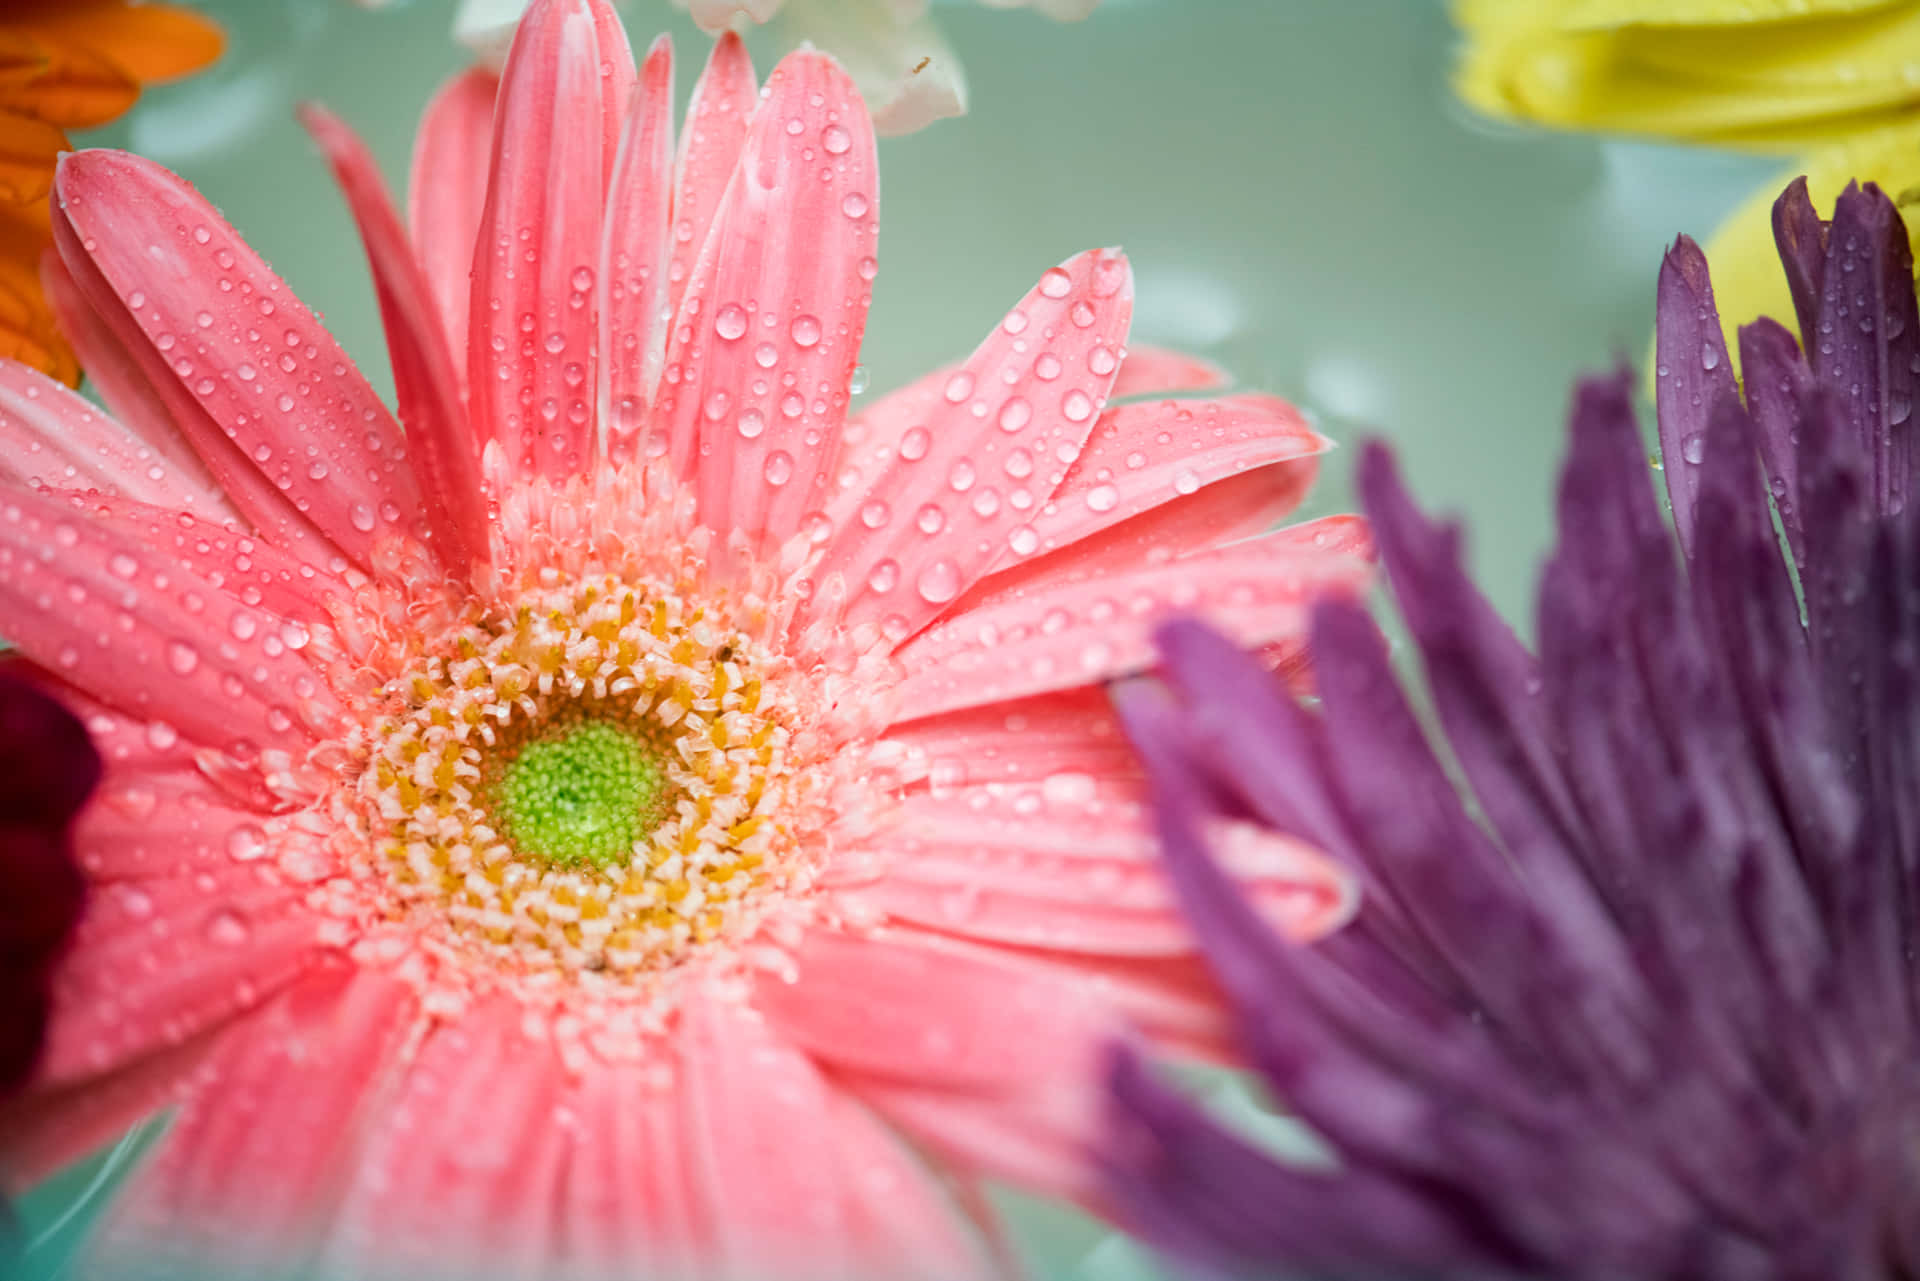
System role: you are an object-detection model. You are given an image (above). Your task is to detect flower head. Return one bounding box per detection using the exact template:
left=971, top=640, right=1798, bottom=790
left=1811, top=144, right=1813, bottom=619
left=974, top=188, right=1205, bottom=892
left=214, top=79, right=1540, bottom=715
left=0, top=0, right=222, bottom=386
left=1104, top=178, right=1920, bottom=1279
left=0, top=0, right=1365, bottom=1275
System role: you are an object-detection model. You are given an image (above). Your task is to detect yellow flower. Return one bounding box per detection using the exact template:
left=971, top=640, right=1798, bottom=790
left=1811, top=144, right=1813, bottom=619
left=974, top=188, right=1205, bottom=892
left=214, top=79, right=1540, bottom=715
left=1454, top=0, right=1920, bottom=357
left=0, top=1, right=222, bottom=387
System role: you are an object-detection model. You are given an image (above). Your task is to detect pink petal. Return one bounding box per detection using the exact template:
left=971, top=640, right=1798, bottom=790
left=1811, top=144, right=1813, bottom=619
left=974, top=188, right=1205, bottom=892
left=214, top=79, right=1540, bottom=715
left=827, top=1091, right=1001, bottom=1281
left=855, top=785, right=1354, bottom=956
left=77, top=493, right=349, bottom=626
left=40, top=251, right=206, bottom=488
left=81, top=964, right=417, bottom=1277
left=1006, top=393, right=1327, bottom=568
left=765, top=926, right=1120, bottom=1200
left=882, top=687, right=1143, bottom=788
left=585, top=0, right=638, bottom=182
left=850, top=1071, right=1101, bottom=1203
left=950, top=465, right=1336, bottom=622
left=409, top=67, right=498, bottom=389
left=598, top=34, right=674, bottom=465
left=50, top=194, right=338, bottom=568
left=1006, top=948, right=1238, bottom=1062
left=302, top=104, right=490, bottom=583
left=1108, top=344, right=1229, bottom=400
left=810, top=249, right=1133, bottom=642
left=0, top=1023, right=216, bottom=1191
left=757, top=924, right=1117, bottom=1090
left=76, top=764, right=335, bottom=886
left=651, top=49, right=877, bottom=552
left=52, top=150, right=430, bottom=568
left=667, top=32, right=756, bottom=325
left=0, top=485, right=343, bottom=757
left=564, top=1052, right=704, bottom=1280
left=890, top=528, right=1375, bottom=720
left=0, top=359, right=223, bottom=511
left=326, top=996, right=572, bottom=1279
left=679, top=995, right=853, bottom=1278
left=38, top=858, right=331, bottom=1085
left=468, top=0, right=610, bottom=481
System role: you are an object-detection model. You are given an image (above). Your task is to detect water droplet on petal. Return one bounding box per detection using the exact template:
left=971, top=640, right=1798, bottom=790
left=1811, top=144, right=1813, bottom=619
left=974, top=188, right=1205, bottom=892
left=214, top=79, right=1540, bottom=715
left=715, top=303, right=749, bottom=341
left=763, top=450, right=795, bottom=486
left=915, top=559, right=961, bottom=604
left=899, top=427, right=931, bottom=461
left=1038, top=267, right=1073, bottom=299
left=790, top=315, right=822, bottom=348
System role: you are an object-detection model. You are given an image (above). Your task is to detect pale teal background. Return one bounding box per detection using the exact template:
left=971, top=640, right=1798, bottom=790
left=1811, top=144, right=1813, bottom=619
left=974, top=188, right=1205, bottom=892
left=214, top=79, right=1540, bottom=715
left=15, top=0, right=1781, bottom=1277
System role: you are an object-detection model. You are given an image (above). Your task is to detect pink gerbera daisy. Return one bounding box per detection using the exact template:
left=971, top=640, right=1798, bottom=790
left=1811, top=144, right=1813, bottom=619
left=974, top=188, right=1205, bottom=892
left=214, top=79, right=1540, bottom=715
left=0, top=1, right=1369, bottom=1277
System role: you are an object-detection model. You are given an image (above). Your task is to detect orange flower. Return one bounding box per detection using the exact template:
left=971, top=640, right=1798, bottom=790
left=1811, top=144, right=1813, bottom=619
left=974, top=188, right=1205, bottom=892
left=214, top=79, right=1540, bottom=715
left=0, top=1, right=221, bottom=386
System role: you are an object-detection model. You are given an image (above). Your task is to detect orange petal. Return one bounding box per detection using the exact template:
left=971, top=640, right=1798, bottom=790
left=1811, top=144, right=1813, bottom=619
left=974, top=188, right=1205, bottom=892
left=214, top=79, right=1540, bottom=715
left=0, top=259, right=77, bottom=386
left=0, top=108, right=66, bottom=204
left=16, top=3, right=223, bottom=86
left=0, top=31, right=53, bottom=94
left=0, top=33, right=138, bottom=128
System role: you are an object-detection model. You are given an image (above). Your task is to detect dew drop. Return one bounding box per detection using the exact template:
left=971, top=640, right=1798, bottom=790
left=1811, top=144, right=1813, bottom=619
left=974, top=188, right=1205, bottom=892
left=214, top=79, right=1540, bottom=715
left=1085, top=483, right=1120, bottom=513
left=1038, top=267, right=1073, bottom=299
left=867, top=559, right=900, bottom=594
left=763, top=450, right=795, bottom=486
left=1701, top=342, right=1720, bottom=371
left=736, top=409, right=766, bottom=440
left=840, top=191, right=869, bottom=218
left=754, top=341, right=779, bottom=369
left=790, top=315, right=823, bottom=348
left=997, top=396, right=1033, bottom=433
left=227, top=825, right=269, bottom=861
left=915, top=559, right=961, bottom=604
left=1062, top=390, right=1095, bottom=422
left=715, top=303, right=749, bottom=341
left=899, top=427, right=931, bottom=461
left=1172, top=468, right=1202, bottom=495
left=166, top=640, right=199, bottom=675
left=860, top=500, right=892, bottom=529
left=206, top=909, right=250, bottom=946
left=943, top=372, right=975, bottom=404
left=915, top=503, right=947, bottom=535
left=822, top=124, right=852, bottom=155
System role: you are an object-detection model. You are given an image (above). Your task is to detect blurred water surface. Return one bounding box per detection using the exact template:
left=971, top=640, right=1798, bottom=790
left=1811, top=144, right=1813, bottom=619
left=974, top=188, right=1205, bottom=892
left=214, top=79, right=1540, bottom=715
left=18, top=1, right=1780, bottom=1277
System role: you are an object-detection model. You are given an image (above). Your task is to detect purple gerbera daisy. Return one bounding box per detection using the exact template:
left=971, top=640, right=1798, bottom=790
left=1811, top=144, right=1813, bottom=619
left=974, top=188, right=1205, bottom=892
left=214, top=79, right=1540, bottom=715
left=0, top=672, right=97, bottom=1098
left=1101, top=178, right=1920, bottom=1281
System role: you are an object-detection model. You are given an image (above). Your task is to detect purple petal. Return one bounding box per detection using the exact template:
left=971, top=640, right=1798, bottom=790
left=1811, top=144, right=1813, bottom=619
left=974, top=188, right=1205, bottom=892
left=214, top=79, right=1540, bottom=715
left=1772, top=176, right=1827, bottom=355
left=1737, top=317, right=1814, bottom=569
left=1654, top=237, right=1739, bottom=557
left=1812, top=182, right=1919, bottom=517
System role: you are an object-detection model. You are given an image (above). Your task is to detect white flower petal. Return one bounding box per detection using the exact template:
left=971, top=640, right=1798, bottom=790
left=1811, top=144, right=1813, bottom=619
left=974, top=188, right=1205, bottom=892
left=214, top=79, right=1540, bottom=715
left=775, top=0, right=968, bottom=135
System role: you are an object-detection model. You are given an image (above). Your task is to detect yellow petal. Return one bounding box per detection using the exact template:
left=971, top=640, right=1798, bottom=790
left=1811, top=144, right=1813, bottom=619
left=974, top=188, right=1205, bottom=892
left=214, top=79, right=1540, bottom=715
left=1697, top=115, right=1920, bottom=372
left=1559, top=0, right=1901, bottom=29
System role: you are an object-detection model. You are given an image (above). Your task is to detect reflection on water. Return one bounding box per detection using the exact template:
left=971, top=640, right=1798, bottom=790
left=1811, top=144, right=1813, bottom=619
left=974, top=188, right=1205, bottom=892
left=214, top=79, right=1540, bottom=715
left=21, top=1, right=1781, bottom=1278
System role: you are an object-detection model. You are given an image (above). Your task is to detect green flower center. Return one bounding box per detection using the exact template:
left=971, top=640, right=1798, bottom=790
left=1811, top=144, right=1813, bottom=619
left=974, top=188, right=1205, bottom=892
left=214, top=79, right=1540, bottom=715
left=493, top=722, right=670, bottom=869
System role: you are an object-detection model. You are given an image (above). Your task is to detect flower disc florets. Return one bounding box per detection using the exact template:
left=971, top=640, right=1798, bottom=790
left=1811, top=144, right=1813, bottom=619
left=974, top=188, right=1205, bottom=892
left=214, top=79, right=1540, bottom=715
left=330, top=470, right=879, bottom=991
